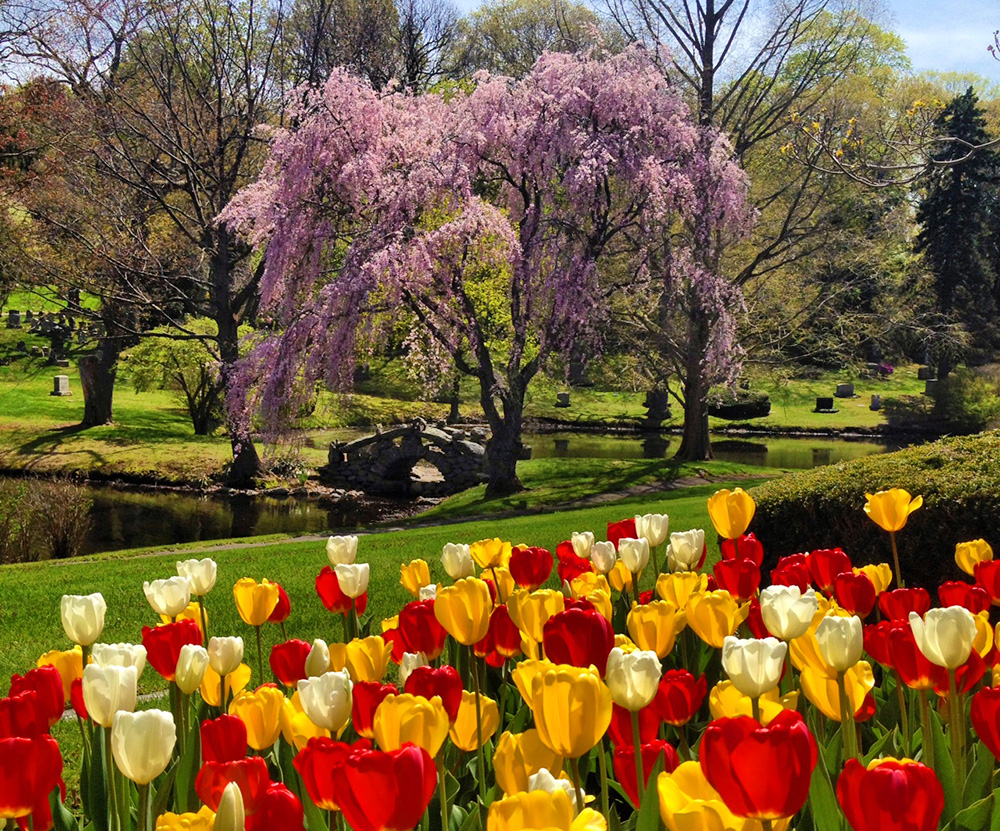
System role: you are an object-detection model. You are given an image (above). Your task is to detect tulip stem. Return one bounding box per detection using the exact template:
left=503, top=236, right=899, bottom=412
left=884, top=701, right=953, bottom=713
left=256, top=625, right=265, bottom=685
left=631, top=708, right=646, bottom=807
left=837, top=671, right=858, bottom=762
left=651, top=543, right=660, bottom=578
left=889, top=531, right=905, bottom=589
left=137, top=783, right=150, bottom=831
left=918, top=689, right=933, bottom=763
left=948, top=671, right=966, bottom=787
left=81, top=643, right=90, bottom=679
left=104, top=726, right=120, bottom=831
left=470, top=649, right=487, bottom=815
left=598, top=737, right=610, bottom=819
left=198, top=596, right=209, bottom=646
left=893, top=670, right=910, bottom=756
left=751, top=696, right=761, bottom=723
left=677, top=727, right=690, bottom=761
left=570, top=755, right=586, bottom=816
left=437, top=752, right=449, bottom=831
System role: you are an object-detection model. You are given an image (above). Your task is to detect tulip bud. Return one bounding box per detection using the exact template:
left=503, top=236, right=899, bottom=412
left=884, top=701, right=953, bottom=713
left=815, top=615, right=864, bottom=672
left=305, top=639, right=330, bottom=678
left=956, top=539, right=993, bottom=577
left=590, top=541, right=616, bottom=574
left=528, top=767, right=583, bottom=812
left=571, top=532, right=595, bottom=558
left=111, top=709, right=176, bottom=785
left=215, top=782, right=246, bottom=831
left=297, top=669, right=353, bottom=731
left=209, top=637, right=244, bottom=677
left=176, top=557, right=218, bottom=596
left=175, top=644, right=209, bottom=695
left=399, top=652, right=429, bottom=687
left=606, top=647, right=661, bottom=710
left=864, top=489, right=922, bottom=533
left=667, top=530, right=705, bottom=572
left=721, top=636, right=787, bottom=698
left=759, top=586, right=818, bottom=641
left=334, top=564, right=370, bottom=599
left=83, top=664, right=138, bottom=728
left=909, top=607, right=977, bottom=669
left=635, top=513, right=669, bottom=548
left=419, top=584, right=438, bottom=601
left=441, top=543, right=475, bottom=580
left=92, top=643, right=147, bottom=677
left=326, top=535, right=359, bottom=566
left=60, top=593, right=107, bottom=647
left=143, top=576, right=192, bottom=618
left=619, top=538, right=650, bottom=575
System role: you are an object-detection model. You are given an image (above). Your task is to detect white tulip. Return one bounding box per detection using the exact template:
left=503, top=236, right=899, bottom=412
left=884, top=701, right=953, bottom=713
left=143, top=576, right=191, bottom=618
left=590, top=541, right=617, bottom=574
left=208, top=636, right=244, bottom=677
left=92, top=643, right=147, bottom=677
left=335, top=563, right=370, bottom=599
left=326, top=535, right=359, bottom=566
left=635, top=514, right=669, bottom=548
left=909, top=607, right=977, bottom=670
left=815, top=615, right=864, bottom=672
left=111, top=709, right=176, bottom=785
left=721, top=636, right=787, bottom=698
left=297, top=669, right=353, bottom=731
left=667, top=530, right=705, bottom=572
left=305, top=639, right=330, bottom=678
left=175, top=644, right=210, bottom=695
left=215, top=781, right=246, bottom=831
left=605, top=647, right=662, bottom=710
left=60, top=593, right=107, bottom=647
left=759, top=586, right=818, bottom=641
left=399, top=652, right=430, bottom=686
left=619, top=538, right=650, bottom=575
left=419, top=583, right=438, bottom=601
left=176, top=558, right=218, bottom=596
left=571, top=531, right=595, bottom=558
left=529, top=767, right=583, bottom=811
left=82, top=664, right=138, bottom=728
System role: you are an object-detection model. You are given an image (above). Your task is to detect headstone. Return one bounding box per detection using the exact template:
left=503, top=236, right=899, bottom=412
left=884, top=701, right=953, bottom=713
left=924, top=379, right=938, bottom=397
left=555, top=392, right=570, bottom=408
left=6, top=310, right=20, bottom=328
left=835, top=383, right=855, bottom=398
left=917, top=366, right=935, bottom=381
left=30, top=346, right=41, bottom=357
left=50, top=375, right=71, bottom=396
left=870, top=394, right=882, bottom=411
left=815, top=397, right=836, bottom=412
left=55, top=359, right=70, bottom=368
left=24, top=310, right=33, bottom=324
left=40, top=347, right=49, bottom=358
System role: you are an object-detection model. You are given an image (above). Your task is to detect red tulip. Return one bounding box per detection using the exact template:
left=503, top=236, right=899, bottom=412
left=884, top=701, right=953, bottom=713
left=352, top=683, right=398, bottom=739
left=713, top=559, right=760, bottom=603
left=608, top=518, right=638, bottom=549
left=268, top=584, right=291, bottom=624
left=555, top=541, right=594, bottom=584
left=475, top=605, right=522, bottom=666
left=863, top=621, right=900, bottom=668
left=833, top=572, right=876, bottom=618
left=293, top=738, right=356, bottom=811
left=971, top=687, right=1000, bottom=761
left=878, top=588, right=931, bottom=621
left=807, top=548, right=852, bottom=593
left=142, top=620, right=203, bottom=682
left=721, top=533, right=764, bottom=567
left=613, top=740, right=680, bottom=808
left=542, top=607, right=615, bottom=677
left=509, top=546, right=553, bottom=590
left=655, top=670, right=707, bottom=727
left=70, top=679, right=87, bottom=723
left=888, top=626, right=943, bottom=691
left=269, top=639, right=311, bottom=687
left=607, top=702, right=660, bottom=748
left=316, top=566, right=368, bottom=617
left=329, top=743, right=437, bottom=831
left=745, top=598, right=769, bottom=639
left=0, top=736, right=62, bottom=821
left=397, top=600, right=447, bottom=662
left=700, top=710, right=817, bottom=820
left=974, top=561, right=1000, bottom=604
left=770, top=556, right=811, bottom=593
left=201, top=715, right=248, bottom=764
left=246, top=783, right=304, bottom=831
left=933, top=649, right=986, bottom=697
left=404, top=666, right=463, bottom=723
left=837, top=758, right=943, bottom=831
left=195, top=756, right=270, bottom=814
left=9, top=667, right=63, bottom=728
left=0, top=691, right=47, bottom=738
left=938, top=581, right=991, bottom=615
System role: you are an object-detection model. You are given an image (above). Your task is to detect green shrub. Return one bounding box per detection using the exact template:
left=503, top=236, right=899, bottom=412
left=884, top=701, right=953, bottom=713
left=708, top=389, right=771, bottom=420
left=749, top=431, right=1000, bottom=591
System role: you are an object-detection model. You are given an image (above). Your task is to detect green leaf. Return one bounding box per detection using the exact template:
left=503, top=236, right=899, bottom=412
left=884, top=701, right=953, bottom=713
left=88, top=727, right=109, bottom=831
left=150, top=761, right=180, bottom=823
left=807, top=726, right=845, bottom=831
left=862, top=727, right=894, bottom=765
left=955, top=795, right=994, bottom=831
left=457, top=805, right=482, bottom=831
left=931, top=708, right=958, bottom=825
left=635, top=751, right=665, bottom=831
left=174, top=717, right=202, bottom=814
left=991, top=784, right=1000, bottom=831
left=964, top=743, right=994, bottom=809
left=49, top=786, right=80, bottom=831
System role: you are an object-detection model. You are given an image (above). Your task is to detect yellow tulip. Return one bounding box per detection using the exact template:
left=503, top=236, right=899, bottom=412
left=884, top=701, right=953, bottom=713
left=327, top=642, right=348, bottom=673
left=707, top=488, right=756, bottom=539
left=685, top=591, right=749, bottom=649
left=787, top=597, right=843, bottom=672
left=570, top=573, right=611, bottom=598
left=708, top=681, right=799, bottom=726
left=471, top=538, right=510, bottom=569
left=863, top=489, right=922, bottom=533
left=280, top=690, right=331, bottom=749
left=154, top=806, right=217, bottom=831
left=493, top=728, right=565, bottom=794
left=434, top=578, right=492, bottom=645
left=799, top=661, right=874, bottom=722
left=528, top=664, right=612, bottom=758
left=627, top=601, right=686, bottom=658
left=232, top=578, right=280, bottom=627
left=450, top=690, right=500, bottom=751
left=508, top=589, right=565, bottom=644
left=657, top=572, right=708, bottom=608
left=400, top=559, right=432, bottom=598
left=512, top=658, right=555, bottom=707
left=614, top=634, right=638, bottom=653
left=344, top=636, right=393, bottom=683
left=586, top=589, right=613, bottom=622
left=200, top=663, right=252, bottom=707
left=854, top=564, right=892, bottom=595
left=488, top=789, right=607, bottom=831
left=381, top=615, right=399, bottom=633
left=160, top=601, right=207, bottom=635
left=608, top=561, right=634, bottom=593
left=37, top=646, right=85, bottom=702
left=228, top=684, right=284, bottom=750
left=658, top=763, right=789, bottom=831
left=956, top=539, right=993, bottom=577
left=374, top=693, right=450, bottom=757
left=490, top=566, right=517, bottom=604
left=974, top=611, right=994, bottom=657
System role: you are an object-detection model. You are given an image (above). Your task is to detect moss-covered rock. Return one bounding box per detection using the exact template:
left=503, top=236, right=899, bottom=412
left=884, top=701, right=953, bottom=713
left=749, top=431, right=1000, bottom=591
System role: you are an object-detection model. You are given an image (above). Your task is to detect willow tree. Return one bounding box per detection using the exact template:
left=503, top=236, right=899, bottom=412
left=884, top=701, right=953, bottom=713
left=224, top=47, right=752, bottom=497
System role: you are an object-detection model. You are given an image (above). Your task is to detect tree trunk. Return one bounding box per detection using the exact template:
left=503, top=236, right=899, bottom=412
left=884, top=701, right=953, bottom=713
left=480, top=376, right=527, bottom=499
left=673, top=319, right=714, bottom=461
left=78, top=345, right=118, bottom=426
left=447, top=375, right=461, bottom=424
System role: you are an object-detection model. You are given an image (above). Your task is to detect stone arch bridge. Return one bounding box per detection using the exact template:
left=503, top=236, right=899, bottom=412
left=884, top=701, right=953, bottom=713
left=321, top=420, right=488, bottom=497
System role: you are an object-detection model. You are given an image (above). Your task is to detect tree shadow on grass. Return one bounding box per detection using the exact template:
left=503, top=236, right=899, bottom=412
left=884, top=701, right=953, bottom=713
left=6, top=422, right=109, bottom=468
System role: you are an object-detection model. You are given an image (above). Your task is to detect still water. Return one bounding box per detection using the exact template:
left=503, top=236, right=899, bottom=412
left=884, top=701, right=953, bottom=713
left=37, top=432, right=899, bottom=556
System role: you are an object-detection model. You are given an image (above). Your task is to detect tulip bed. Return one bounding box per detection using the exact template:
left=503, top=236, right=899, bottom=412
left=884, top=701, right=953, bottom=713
left=5, top=486, right=1000, bottom=831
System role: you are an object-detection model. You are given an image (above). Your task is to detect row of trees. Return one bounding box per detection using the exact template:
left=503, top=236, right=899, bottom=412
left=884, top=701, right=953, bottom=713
left=0, top=0, right=997, bottom=494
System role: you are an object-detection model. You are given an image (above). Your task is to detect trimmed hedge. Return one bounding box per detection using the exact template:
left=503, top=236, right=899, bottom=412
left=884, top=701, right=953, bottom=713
left=749, top=431, right=1000, bottom=592
left=708, top=390, right=771, bottom=420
